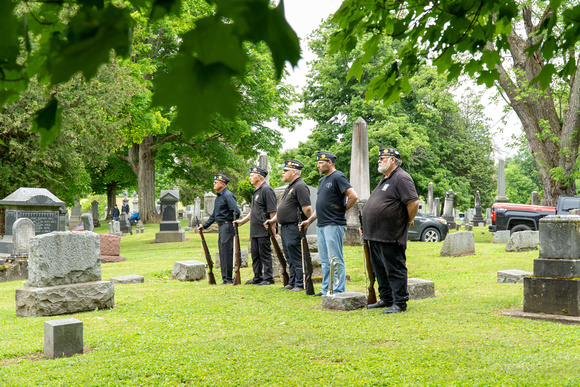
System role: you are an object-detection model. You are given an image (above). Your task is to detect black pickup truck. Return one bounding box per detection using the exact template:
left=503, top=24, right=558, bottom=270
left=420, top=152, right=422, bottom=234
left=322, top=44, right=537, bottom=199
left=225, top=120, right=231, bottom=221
left=489, top=196, right=580, bottom=234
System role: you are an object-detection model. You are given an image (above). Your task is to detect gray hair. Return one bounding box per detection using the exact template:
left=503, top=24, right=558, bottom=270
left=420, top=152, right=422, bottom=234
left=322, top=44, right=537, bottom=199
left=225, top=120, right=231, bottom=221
left=395, top=158, right=403, bottom=167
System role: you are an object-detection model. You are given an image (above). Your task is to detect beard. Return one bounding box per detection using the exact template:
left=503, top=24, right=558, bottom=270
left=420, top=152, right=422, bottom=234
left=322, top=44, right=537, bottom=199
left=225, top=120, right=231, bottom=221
left=378, top=160, right=391, bottom=173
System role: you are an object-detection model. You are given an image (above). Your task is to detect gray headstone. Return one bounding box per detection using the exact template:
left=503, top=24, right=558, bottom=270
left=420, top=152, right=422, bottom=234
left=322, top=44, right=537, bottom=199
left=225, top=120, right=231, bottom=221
left=408, top=278, right=435, bottom=299
left=426, top=182, right=434, bottom=215
left=194, top=198, right=201, bottom=220
left=81, top=213, right=94, bottom=232
left=486, top=208, right=492, bottom=225
left=110, top=275, right=144, bottom=284
left=439, top=231, right=475, bottom=257
left=497, top=270, right=531, bottom=283
left=531, top=191, right=539, bottom=206
left=539, top=215, right=580, bottom=259
left=349, top=117, right=370, bottom=200
left=27, top=231, right=101, bottom=288
left=204, top=192, right=217, bottom=217
left=494, top=159, right=509, bottom=203
left=11, top=217, right=36, bottom=258
left=171, top=260, right=206, bottom=281
left=258, top=154, right=270, bottom=185
left=91, top=201, right=100, bottom=228
left=505, top=231, right=539, bottom=252
left=491, top=230, right=511, bottom=244
left=321, top=292, right=367, bottom=311
left=44, top=318, right=83, bottom=359
left=132, top=191, right=139, bottom=213
left=442, top=189, right=456, bottom=229
left=533, top=258, right=580, bottom=278
left=434, top=198, right=440, bottom=217
left=69, top=201, right=82, bottom=226
left=473, top=190, right=484, bottom=223
left=119, top=213, right=131, bottom=235
left=418, top=201, right=425, bottom=213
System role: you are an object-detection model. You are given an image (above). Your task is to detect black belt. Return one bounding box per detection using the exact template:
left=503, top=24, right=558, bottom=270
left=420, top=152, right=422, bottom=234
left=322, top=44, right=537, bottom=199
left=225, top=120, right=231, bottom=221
left=217, top=221, right=232, bottom=226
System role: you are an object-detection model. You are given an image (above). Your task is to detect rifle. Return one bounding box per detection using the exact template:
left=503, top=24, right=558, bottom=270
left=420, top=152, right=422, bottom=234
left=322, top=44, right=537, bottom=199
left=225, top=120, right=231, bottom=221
left=197, top=218, right=217, bottom=285
left=298, top=208, right=315, bottom=295
left=233, top=211, right=242, bottom=286
left=359, top=211, right=377, bottom=304
left=261, top=211, right=289, bottom=286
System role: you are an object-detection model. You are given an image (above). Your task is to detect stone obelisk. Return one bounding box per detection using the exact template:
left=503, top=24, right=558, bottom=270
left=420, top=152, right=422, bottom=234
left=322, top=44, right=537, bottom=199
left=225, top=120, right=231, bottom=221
left=345, top=117, right=370, bottom=245
left=494, top=159, right=509, bottom=203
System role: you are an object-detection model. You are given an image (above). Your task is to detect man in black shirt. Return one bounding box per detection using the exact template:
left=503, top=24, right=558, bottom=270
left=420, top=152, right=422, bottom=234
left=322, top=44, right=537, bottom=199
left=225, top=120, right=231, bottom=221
left=264, top=159, right=312, bottom=291
left=300, top=151, right=358, bottom=296
left=235, top=166, right=278, bottom=285
left=362, top=147, right=419, bottom=314
left=197, top=173, right=241, bottom=285
left=121, top=199, right=130, bottom=215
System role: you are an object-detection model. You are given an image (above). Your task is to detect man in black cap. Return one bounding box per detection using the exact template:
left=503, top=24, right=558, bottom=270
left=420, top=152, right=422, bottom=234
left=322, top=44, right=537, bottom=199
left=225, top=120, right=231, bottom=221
left=197, top=173, right=241, bottom=285
left=362, top=147, right=419, bottom=314
left=264, top=159, right=312, bottom=291
left=300, top=151, right=358, bottom=296
left=235, top=166, right=278, bottom=285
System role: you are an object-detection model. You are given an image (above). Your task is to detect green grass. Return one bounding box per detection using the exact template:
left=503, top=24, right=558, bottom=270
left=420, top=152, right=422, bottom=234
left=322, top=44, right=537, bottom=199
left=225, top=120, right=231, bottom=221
left=1, top=224, right=579, bottom=386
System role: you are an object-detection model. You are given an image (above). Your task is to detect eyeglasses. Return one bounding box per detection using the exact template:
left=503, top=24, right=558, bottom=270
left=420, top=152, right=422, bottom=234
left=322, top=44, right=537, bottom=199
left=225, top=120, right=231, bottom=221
left=378, top=156, right=390, bottom=161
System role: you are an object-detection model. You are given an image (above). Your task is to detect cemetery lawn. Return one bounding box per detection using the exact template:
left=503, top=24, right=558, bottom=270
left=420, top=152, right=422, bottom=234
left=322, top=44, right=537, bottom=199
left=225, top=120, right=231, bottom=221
left=1, top=225, right=580, bottom=386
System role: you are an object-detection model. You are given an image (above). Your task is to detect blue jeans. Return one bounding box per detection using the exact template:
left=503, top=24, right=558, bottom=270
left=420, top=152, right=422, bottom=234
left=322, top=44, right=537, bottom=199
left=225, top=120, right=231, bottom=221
left=317, top=225, right=347, bottom=294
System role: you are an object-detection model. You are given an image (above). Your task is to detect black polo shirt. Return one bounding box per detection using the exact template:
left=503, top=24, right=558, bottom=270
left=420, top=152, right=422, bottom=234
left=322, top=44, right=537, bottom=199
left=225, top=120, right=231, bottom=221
left=277, top=178, right=311, bottom=224
left=250, top=182, right=277, bottom=238
left=362, top=167, right=419, bottom=245
left=316, top=170, right=352, bottom=227
left=203, top=188, right=241, bottom=228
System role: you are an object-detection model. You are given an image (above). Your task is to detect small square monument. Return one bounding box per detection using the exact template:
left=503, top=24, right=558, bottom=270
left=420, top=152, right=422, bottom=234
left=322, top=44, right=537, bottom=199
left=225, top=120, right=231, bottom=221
left=44, top=318, right=83, bottom=359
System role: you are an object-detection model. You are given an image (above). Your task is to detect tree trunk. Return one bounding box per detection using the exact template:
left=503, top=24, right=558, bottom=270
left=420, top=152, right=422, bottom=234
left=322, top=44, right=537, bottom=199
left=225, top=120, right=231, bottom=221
left=137, top=135, right=160, bottom=223
left=490, top=7, right=579, bottom=206
left=105, top=183, right=116, bottom=221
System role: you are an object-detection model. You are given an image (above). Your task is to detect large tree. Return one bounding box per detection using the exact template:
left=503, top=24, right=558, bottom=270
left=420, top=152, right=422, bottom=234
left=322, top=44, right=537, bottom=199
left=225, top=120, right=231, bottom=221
left=330, top=0, right=580, bottom=205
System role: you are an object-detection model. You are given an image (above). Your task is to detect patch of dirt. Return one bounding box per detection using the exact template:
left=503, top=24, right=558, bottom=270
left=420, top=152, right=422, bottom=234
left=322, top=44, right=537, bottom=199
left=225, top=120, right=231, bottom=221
left=0, top=346, right=94, bottom=366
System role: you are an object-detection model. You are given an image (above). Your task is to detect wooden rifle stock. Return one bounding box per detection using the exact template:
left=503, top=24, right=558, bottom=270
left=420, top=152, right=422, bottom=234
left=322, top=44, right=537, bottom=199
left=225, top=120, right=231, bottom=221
left=262, top=211, right=289, bottom=286
left=198, top=224, right=217, bottom=285
left=299, top=216, right=315, bottom=295
left=233, top=214, right=242, bottom=286
left=359, top=211, right=377, bottom=304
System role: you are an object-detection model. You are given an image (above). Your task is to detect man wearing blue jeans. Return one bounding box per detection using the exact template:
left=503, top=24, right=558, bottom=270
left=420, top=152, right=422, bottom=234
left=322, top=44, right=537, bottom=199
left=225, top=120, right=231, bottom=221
left=300, top=151, right=358, bottom=296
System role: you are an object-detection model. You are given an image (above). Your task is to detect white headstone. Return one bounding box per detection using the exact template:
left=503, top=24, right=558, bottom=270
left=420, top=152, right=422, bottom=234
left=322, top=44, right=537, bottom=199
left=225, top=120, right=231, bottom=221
left=12, top=218, right=36, bottom=258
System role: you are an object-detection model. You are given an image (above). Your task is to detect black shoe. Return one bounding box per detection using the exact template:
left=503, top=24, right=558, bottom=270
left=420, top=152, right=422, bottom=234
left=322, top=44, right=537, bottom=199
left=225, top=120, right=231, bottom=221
left=383, top=305, right=406, bottom=314
left=257, top=281, right=275, bottom=285
left=313, top=292, right=324, bottom=297
left=367, top=299, right=392, bottom=309
left=291, top=287, right=304, bottom=292
left=280, top=284, right=294, bottom=290
left=245, top=279, right=259, bottom=285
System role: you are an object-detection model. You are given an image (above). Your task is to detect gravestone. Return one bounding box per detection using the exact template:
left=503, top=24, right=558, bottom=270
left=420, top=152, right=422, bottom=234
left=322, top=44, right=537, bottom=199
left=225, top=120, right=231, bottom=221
left=109, top=221, right=122, bottom=237
left=258, top=154, right=270, bottom=185
left=15, top=231, right=115, bottom=317
left=156, top=190, right=185, bottom=243
left=345, top=118, right=370, bottom=245
left=44, top=318, right=83, bottom=359
left=69, top=201, right=82, bottom=228
left=465, top=208, right=475, bottom=223
left=172, top=260, right=206, bottom=281
left=119, top=213, right=132, bottom=235
left=110, top=275, right=144, bottom=284
left=434, top=198, right=441, bottom=217
left=442, top=189, right=456, bottom=229
left=321, top=292, right=367, bottom=311
left=426, top=182, right=434, bottom=216
left=132, top=191, right=139, bottom=213
left=204, top=192, right=217, bottom=217
left=81, top=213, right=94, bottom=232
left=178, top=209, right=184, bottom=220
left=491, top=230, right=511, bottom=244
left=531, top=191, right=539, bottom=206
left=91, top=201, right=101, bottom=228
left=0, top=188, right=65, bottom=254
left=408, top=278, right=435, bottom=299
left=494, top=159, right=509, bottom=203
left=440, top=231, right=475, bottom=257
left=194, top=198, right=201, bottom=220
left=523, top=215, right=580, bottom=316
left=11, top=218, right=36, bottom=258
left=418, top=201, right=425, bottom=213
left=505, top=231, right=539, bottom=252
left=486, top=208, right=492, bottom=225
left=99, top=234, right=126, bottom=263
left=472, top=190, right=484, bottom=224
left=497, top=270, right=531, bottom=283
left=59, top=206, right=67, bottom=232
left=156, top=199, right=161, bottom=214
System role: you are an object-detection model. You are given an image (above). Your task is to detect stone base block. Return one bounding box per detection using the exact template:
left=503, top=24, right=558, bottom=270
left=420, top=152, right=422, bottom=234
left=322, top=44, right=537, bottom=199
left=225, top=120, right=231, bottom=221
left=343, top=227, right=363, bottom=246
left=524, top=277, right=580, bottom=316
left=172, top=260, right=206, bottom=281
left=110, top=275, right=144, bottom=284
left=439, top=232, right=475, bottom=257
left=101, top=255, right=127, bottom=263
left=44, top=318, right=83, bottom=359
left=497, top=269, right=531, bottom=283
left=16, top=281, right=115, bottom=317
left=321, top=292, right=366, bottom=311
left=155, top=230, right=185, bottom=243
left=533, top=258, right=580, bottom=278
left=184, top=227, right=193, bottom=232
left=506, top=231, right=539, bottom=252
left=408, top=278, right=435, bottom=299
left=306, top=235, right=318, bottom=252
left=539, top=215, right=580, bottom=259
left=0, top=260, right=28, bottom=283
left=99, top=234, right=121, bottom=256
left=491, top=230, right=510, bottom=244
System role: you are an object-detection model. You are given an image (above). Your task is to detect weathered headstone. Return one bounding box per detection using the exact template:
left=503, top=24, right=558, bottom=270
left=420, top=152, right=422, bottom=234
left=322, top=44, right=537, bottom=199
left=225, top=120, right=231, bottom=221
left=258, top=154, right=270, bottom=185
left=473, top=190, right=484, bottom=224
left=156, top=199, right=161, bottom=214
left=204, top=192, right=217, bottom=217
left=91, top=201, right=101, bottom=228
left=418, top=201, right=425, bottom=213
left=434, top=198, right=441, bottom=217
left=11, top=217, right=36, bottom=258
left=132, top=191, right=139, bottom=213
left=408, top=278, right=435, bottom=299
left=178, top=209, right=184, bottom=220
left=494, top=159, right=509, bottom=203
left=442, top=189, right=457, bottom=229
left=119, top=213, right=132, bottom=235
left=80, top=213, right=94, bottom=232
left=0, top=188, right=66, bottom=254
left=426, top=182, right=434, bottom=216
left=110, top=275, right=144, bottom=284
left=491, top=230, right=511, bottom=244
left=171, top=260, right=206, bottom=281
left=497, top=270, right=531, bottom=283
left=531, top=191, right=539, bottom=206
left=156, top=190, right=185, bottom=243
left=44, top=318, right=83, bottom=359
left=99, top=234, right=126, bottom=263
left=69, top=201, right=82, bottom=228
left=439, top=231, right=475, bottom=257
left=194, top=198, right=201, bottom=220
left=321, top=292, right=367, bottom=311
left=505, top=231, right=539, bottom=252
left=486, top=208, right=492, bottom=225
left=15, top=231, right=115, bottom=317
left=524, top=215, right=580, bottom=315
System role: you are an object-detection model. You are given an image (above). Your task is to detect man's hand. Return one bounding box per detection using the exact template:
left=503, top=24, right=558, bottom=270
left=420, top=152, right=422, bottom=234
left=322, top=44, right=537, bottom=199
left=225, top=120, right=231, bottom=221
left=263, top=218, right=274, bottom=230
left=197, top=225, right=204, bottom=233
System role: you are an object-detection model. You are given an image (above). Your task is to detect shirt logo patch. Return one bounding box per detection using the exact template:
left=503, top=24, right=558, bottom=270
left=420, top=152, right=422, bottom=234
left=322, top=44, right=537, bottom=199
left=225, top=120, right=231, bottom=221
left=326, top=183, right=332, bottom=189
left=255, top=194, right=260, bottom=201
left=289, top=188, right=294, bottom=195
left=382, top=184, right=389, bottom=191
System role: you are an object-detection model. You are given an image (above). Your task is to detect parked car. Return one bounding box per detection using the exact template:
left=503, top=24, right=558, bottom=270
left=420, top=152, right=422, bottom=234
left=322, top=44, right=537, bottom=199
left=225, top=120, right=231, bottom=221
left=408, top=212, right=449, bottom=242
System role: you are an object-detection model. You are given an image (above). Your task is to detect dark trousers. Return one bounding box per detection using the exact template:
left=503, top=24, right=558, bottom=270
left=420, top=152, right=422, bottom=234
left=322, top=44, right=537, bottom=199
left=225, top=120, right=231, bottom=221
left=368, top=240, right=409, bottom=307
left=281, top=223, right=303, bottom=287
left=218, top=223, right=235, bottom=283
left=251, top=236, right=274, bottom=283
